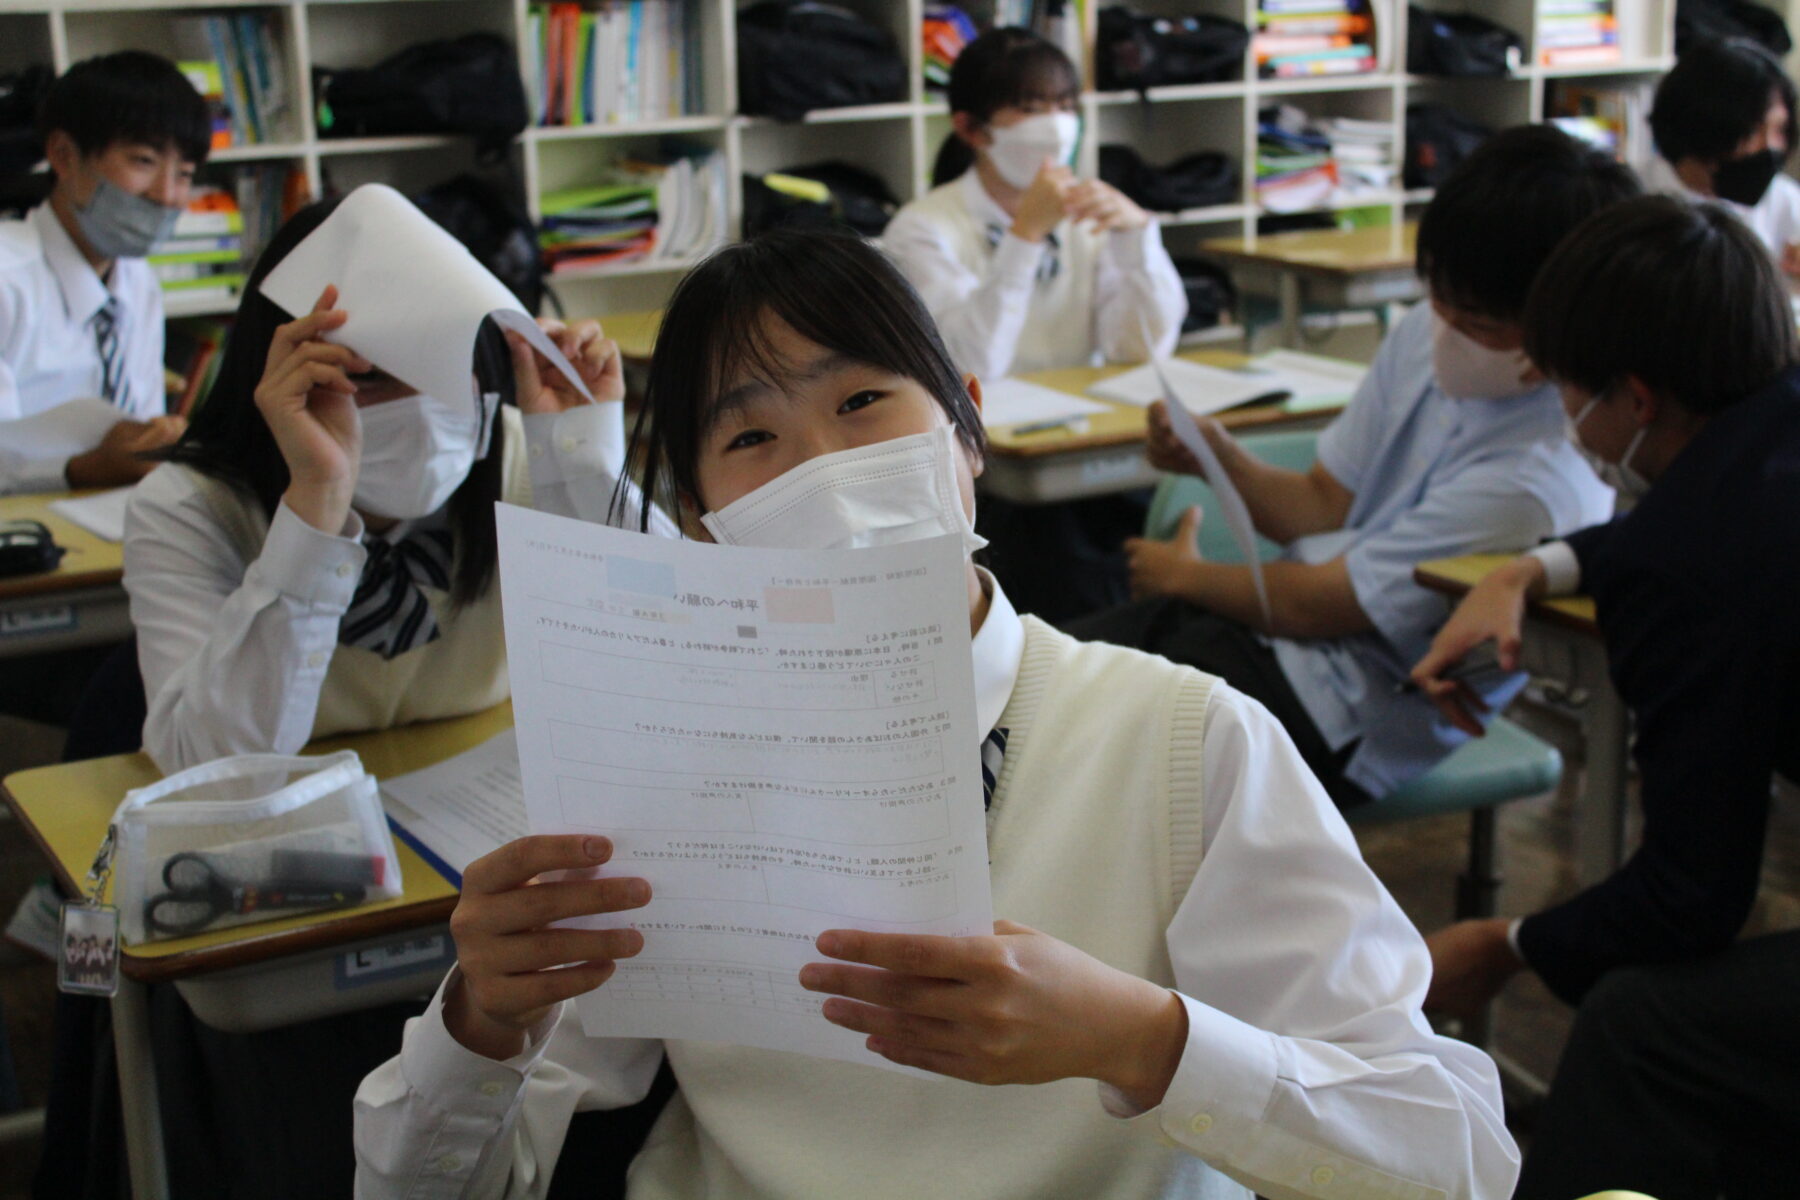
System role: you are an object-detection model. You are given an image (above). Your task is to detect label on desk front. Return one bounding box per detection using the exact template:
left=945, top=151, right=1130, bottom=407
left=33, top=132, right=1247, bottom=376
left=0, top=605, right=75, bottom=637
left=334, top=934, right=455, bottom=990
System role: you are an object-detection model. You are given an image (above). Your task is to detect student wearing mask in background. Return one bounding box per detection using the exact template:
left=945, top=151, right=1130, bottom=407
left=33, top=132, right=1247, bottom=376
left=1067, top=126, right=1626, bottom=809
left=1643, top=35, right=1800, bottom=274
left=883, top=27, right=1186, bottom=622
left=1412, top=201, right=1800, bottom=1197
left=0, top=51, right=203, bottom=494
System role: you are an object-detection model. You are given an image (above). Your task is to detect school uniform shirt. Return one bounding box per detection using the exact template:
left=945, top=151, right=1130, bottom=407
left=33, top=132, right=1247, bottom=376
left=125, top=401, right=677, bottom=772
left=1512, top=368, right=1800, bottom=1005
left=353, top=573, right=1519, bottom=1200
left=1269, top=303, right=1615, bottom=799
left=1642, top=155, right=1800, bottom=263
left=0, top=203, right=166, bottom=493
left=882, top=169, right=1187, bottom=380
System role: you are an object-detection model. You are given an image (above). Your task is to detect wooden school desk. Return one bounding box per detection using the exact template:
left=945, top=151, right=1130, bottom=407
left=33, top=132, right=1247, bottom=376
left=1, top=701, right=512, bottom=1200
left=1203, top=222, right=1421, bottom=348
left=980, top=350, right=1351, bottom=504
left=1414, top=555, right=1629, bottom=886
left=0, top=490, right=129, bottom=659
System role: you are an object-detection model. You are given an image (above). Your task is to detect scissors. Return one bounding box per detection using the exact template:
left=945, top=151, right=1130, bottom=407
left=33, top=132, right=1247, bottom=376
left=144, top=851, right=367, bottom=936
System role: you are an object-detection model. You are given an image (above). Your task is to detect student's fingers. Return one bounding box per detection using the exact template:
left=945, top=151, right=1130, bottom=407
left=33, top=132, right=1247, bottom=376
left=814, top=929, right=998, bottom=982
left=1175, top=505, right=1203, bottom=551
left=1419, top=679, right=1487, bottom=738
left=481, top=927, right=644, bottom=975
left=818, top=997, right=966, bottom=1054
left=312, top=284, right=339, bottom=315
left=861, top=1037, right=980, bottom=1081
left=462, top=876, right=651, bottom=936
left=505, top=330, right=543, bottom=400
left=264, top=341, right=369, bottom=400
left=471, top=960, right=618, bottom=1017
left=266, top=308, right=350, bottom=372
left=799, top=961, right=965, bottom=1019
left=463, top=835, right=614, bottom=894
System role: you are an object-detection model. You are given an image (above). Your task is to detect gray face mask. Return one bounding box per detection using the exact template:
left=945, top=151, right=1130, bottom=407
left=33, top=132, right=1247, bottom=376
left=72, top=177, right=180, bottom=260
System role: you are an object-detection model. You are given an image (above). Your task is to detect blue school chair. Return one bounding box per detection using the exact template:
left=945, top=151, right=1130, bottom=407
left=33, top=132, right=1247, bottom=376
left=1145, top=428, right=1564, bottom=1046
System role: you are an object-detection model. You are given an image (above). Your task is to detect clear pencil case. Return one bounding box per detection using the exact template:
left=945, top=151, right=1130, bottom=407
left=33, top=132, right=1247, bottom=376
left=112, top=750, right=403, bottom=945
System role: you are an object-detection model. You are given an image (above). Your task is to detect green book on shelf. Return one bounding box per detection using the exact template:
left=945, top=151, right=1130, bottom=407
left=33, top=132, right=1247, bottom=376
left=539, top=184, right=659, bottom=217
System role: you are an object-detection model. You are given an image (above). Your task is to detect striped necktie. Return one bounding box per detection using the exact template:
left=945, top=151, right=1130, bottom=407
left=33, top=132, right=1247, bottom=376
left=980, top=726, right=1009, bottom=810
left=91, top=297, right=129, bottom=410
left=339, top=526, right=456, bottom=659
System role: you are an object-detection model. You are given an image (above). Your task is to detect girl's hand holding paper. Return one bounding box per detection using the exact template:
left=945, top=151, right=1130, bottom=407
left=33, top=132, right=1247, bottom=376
left=255, top=283, right=372, bottom=532
left=511, top=317, right=624, bottom=414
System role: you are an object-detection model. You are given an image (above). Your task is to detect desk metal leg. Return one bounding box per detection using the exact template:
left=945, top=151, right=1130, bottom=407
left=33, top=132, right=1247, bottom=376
left=112, top=977, right=170, bottom=1200
left=1574, top=646, right=1630, bottom=885
left=1278, top=272, right=1302, bottom=348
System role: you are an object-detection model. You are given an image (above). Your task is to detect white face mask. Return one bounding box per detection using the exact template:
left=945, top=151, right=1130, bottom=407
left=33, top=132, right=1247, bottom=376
left=1565, top=392, right=1651, bottom=501
left=352, top=389, right=495, bottom=520
left=1432, top=317, right=1535, bottom=399
left=700, top=426, right=987, bottom=557
left=984, top=111, right=1080, bottom=189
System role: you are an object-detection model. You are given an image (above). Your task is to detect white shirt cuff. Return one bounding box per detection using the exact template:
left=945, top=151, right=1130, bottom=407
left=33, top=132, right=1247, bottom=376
left=521, top=402, right=627, bottom=485
left=1106, top=221, right=1159, bottom=270
left=20, top=455, right=74, bottom=494
left=1097, top=992, right=1278, bottom=1154
left=402, top=966, right=565, bottom=1108
left=257, top=500, right=367, bottom=608
left=992, top=231, right=1048, bottom=289
left=1525, top=541, right=1581, bottom=596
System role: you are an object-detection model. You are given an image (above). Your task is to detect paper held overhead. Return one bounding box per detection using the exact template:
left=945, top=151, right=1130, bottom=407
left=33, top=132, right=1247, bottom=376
left=259, top=184, right=594, bottom=410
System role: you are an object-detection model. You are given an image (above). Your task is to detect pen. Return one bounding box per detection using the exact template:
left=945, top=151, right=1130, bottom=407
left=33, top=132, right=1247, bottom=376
left=1240, top=389, right=1293, bottom=407
left=1010, top=415, right=1091, bottom=435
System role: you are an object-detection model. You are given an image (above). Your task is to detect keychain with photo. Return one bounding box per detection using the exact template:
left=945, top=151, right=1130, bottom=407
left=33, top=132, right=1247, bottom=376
left=58, top=823, right=121, bottom=997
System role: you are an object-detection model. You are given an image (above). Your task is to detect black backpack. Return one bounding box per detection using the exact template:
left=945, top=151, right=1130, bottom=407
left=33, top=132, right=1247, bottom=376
left=1403, top=104, right=1493, bottom=190
left=1098, top=144, right=1239, bottom=213
left=411, top=172, right=545, bottom=313
left=1095, top=7, right=1249, bottom=94
left=1170, top=256, right=1237, bottom=333
left=1676, top=0, right=1793, bottom=55
left=1406, top=6, right=1525, bottom=77
left=736, top=2, right=907, bottom=121
left=741, top=160, right=899, bottom=237
left=313, top=34, right=528, bottom=148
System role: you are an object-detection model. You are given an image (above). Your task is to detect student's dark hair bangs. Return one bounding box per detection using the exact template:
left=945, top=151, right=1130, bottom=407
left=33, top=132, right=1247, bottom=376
left=39, top=51, right=211, bottom=167
left=624, top=229, right=982, bottom=530
left=1523, top=195, right=1799, bottom=415
left=162, top=197, right=513, bottom=604
left=932, top=28, right=1080, bottom=186
left=1416, top=124, right=1641, bottom=321
left=1650, top=37, right=1799, bottom=164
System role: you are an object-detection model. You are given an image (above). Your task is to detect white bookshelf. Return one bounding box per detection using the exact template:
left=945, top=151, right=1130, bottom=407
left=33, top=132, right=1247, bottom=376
left=1, top=0, right=1679, bottom=322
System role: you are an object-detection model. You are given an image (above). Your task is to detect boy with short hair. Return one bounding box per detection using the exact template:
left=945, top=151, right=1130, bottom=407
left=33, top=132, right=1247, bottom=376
left=0, top=50, right=209, bottom=493
left=1069, top=124, right=1631, bottom=807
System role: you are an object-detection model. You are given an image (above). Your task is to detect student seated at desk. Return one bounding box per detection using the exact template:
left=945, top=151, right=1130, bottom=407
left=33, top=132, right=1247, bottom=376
left=882, top=27, right=1186, bottom=622
left=1641, top=36, right=1800, bottom=275
left=0, top=52, right=202, bottom=494
left=1411, top=197, right=1800, bottom=1199
left=354, top=229, right=1518, bottom=1200
left=1066, top=126, right=1627, bottom=808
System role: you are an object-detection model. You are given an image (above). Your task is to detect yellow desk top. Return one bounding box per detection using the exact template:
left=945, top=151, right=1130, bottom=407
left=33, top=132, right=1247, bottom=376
left=986, top=350, right=1349, bottom=460
left=1414, top=555, right=1599, bottom=636
left=0, top=489, right=126, bottom=601
left=1203, top=222, right=1418, bottom=275
left=1, top=701, right=513, bottom=982
left=603, top=308, right=662, bottom=361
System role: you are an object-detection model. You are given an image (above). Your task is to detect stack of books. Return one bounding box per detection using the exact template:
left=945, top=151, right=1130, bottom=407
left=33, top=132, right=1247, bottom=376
left=1318, top=115, right=1397, bottom=195
left=539, top=142, right=727, bottom=275
left=526, top=2, right=703, bottom=127
left=148, top=187, right=246, bottom=305
left=1538, top=0, right=1621, bottom=68
left=1547, top=80, right=1654, bottom=163
left=172, top=13, right=289, bottom=146
left=164, top=315, right=233, bottom=416
left=922, top=6, right=978, bottom=93
left=1256, top=105, right=1394, bottom=212
left=1256, top=0, right=1377, bottom=79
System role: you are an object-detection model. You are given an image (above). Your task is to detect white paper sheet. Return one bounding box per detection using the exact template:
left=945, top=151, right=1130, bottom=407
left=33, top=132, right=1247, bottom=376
left=1153, top=361, right=1274, bottom=630
left=259, top=184, right=593, bottom=410
left=1089, top=357, right=1288, bottom=412
left=1238, top=350, right=1365, bottom=412
left=496, top=504, right=992, bottom=1069
left=978, top=378, right=1109, bottom=431
left=47, top=487, right=133, bottom=543
left=4, top=398, right=125, bottom=462
left=379, top=729, right=527, bottom=885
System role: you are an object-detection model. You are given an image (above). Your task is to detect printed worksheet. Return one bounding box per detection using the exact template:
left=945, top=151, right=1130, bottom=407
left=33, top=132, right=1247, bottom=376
left=380, top=729, right=527, bottom=885
left=496, top=504, right=992, bottom=1069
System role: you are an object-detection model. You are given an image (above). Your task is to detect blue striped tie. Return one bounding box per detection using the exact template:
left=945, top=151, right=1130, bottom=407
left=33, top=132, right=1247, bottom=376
left=91, top=297, right=129, bottom=410
left=980, top=726, right=1009, bottom=810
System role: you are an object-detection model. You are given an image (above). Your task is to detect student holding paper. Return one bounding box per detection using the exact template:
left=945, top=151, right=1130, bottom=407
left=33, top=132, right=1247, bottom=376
left=356, top=229, right=1517, bottom=1200
left=1067, top=126, right=1626, bottom=807
left=0, top=52, right=204, bottom=494
left=1409, top=198, right=1800, bottom=1200
left=882, top=26, right=1187, bottom=621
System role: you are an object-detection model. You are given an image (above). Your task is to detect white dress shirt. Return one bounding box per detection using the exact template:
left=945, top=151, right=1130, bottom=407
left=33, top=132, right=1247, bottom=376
left=353, top=572, right=1517, bottom=1200
left=1641, top=155, right=1800, bottom=263
left=0, top=203, right=166, bottom=492
left=882, top=170, right=1187, bottom=379
left=125, top=402, right=677, bottom=771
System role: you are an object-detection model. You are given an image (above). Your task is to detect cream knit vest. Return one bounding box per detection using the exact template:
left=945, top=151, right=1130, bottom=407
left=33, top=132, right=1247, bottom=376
left=627, top=617, right=1248, bottom=1200
left=180, top=407, right=529, bottom=741
left=908, top=176, right=1102, bottom=375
